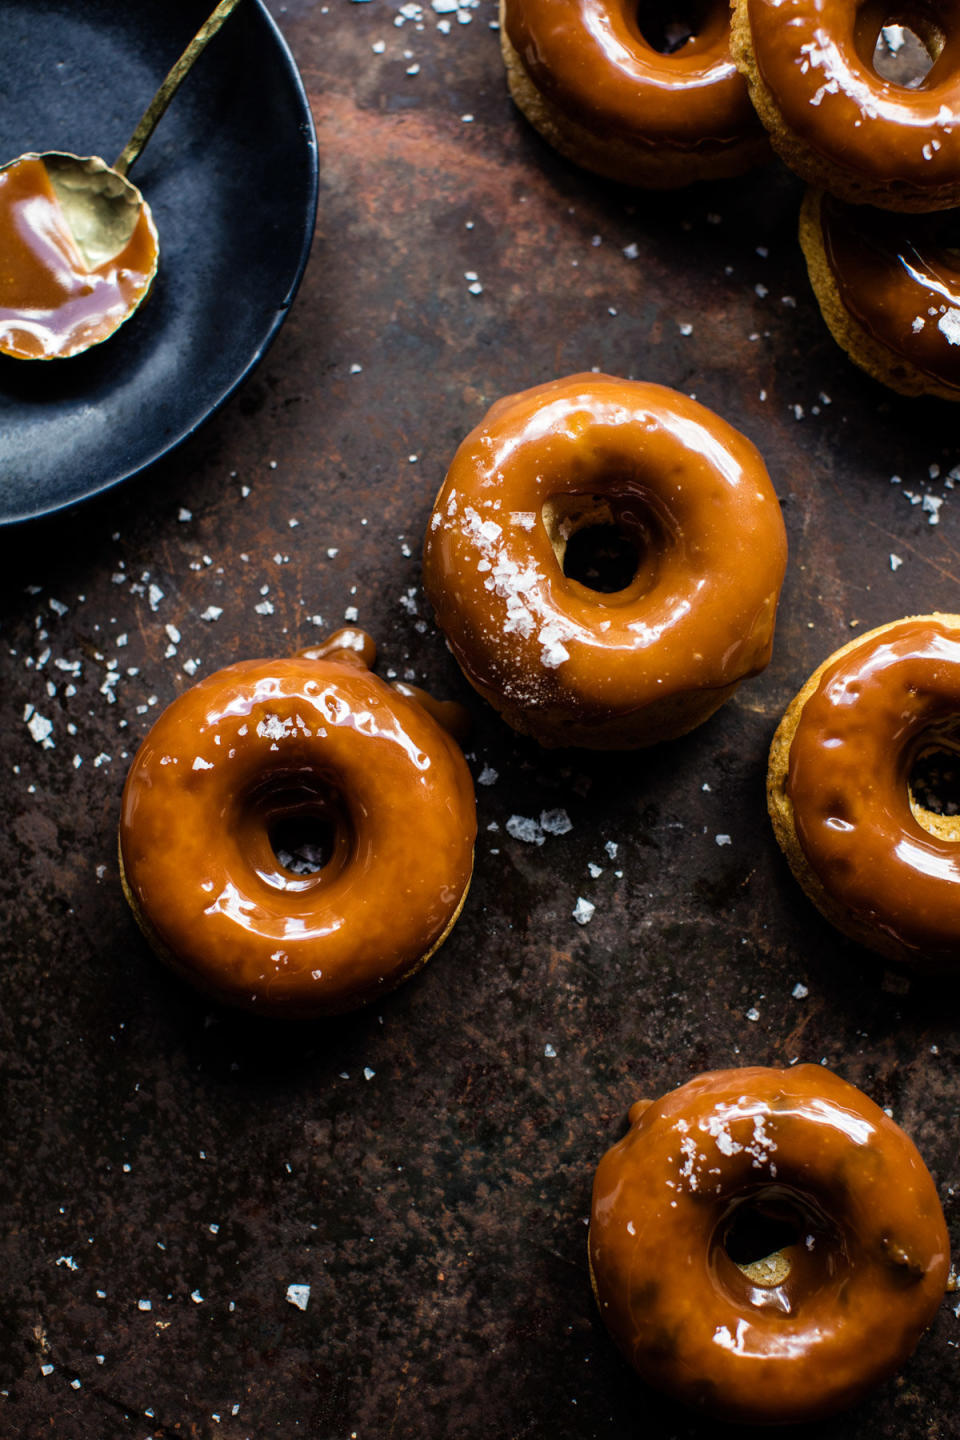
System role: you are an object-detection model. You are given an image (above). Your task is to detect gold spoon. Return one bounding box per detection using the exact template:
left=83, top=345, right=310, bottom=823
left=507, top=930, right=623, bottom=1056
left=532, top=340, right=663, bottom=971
left=0, top=0, right=245, bottom=361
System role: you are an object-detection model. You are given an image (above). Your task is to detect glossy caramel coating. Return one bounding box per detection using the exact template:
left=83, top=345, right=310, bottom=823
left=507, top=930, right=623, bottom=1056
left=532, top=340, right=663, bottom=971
left=801, top=187, right=960, bottom=400
left=119, top=630, right=476, bottom=1017
left=422, top=375, right=787, bottom=749
left=502, top=0, right=766, bottom=185
left=769, top=615, right=960, bottom=969
left=0, top=155, right=157, bottom=360
left=589, top=1065, right=950, bottom=1425
left=732, top=0, right=960, bottom=209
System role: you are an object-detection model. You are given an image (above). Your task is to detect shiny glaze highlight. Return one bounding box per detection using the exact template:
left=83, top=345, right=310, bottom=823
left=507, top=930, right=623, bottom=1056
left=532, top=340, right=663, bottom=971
left=504, top=0, right=759, bottom=146
left=0, top=155, right=157, bottom=360
left=787, top=617, right=960, bottom=965
left=119, top=630, right=477, bottom=1016
left=589, top=1065, right=949, bottom=1425
left=422, top=374, right=786, bottom=748
left=818, top=192, right=960, bottom=392
left=743, top=0, right=960, bottom=202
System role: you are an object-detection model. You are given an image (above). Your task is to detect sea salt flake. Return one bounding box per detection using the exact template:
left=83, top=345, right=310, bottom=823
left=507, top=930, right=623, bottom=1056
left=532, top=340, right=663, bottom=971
left=27, top=712, right=53, bottom=745
left=477, top=765, right=498, bottom=785
left=715, top=833, right=732, bottom=846
left=792, top=982, right=809, bottom=999
left=286, top=1284, right=310, bottom=1311
left=544, top=1043, right=557, bottom=1058
left=572, top=896, right=595, bottom=925
left=540, top=808, right=572, bottom=835
left=890, top=553, right=903, bottom=571
left=506, top=814, right=544, bottom=845
left=939, top=308, right=960, bottom=345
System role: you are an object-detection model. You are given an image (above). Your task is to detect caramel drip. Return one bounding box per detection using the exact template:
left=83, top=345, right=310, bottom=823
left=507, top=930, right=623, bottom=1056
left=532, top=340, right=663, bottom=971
left=787, top=618, right=960, bottom=960
left=505, top=0, right=758, bottom=144
left=297, top=625, right=378, bottom=671
left=819, top=195, right=960, bottom=392
left=0, top=156, right=157, bottom=360
left=589, top=1065, right=949, bottom=1425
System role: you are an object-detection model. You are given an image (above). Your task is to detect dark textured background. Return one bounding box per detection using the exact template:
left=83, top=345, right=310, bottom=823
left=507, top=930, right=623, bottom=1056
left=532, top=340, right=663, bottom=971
left=1, top=2, right=958, bottom=1436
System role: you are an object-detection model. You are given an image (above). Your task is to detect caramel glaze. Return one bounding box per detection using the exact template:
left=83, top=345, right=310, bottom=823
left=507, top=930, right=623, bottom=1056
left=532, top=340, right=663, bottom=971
left=422, top=374, right=787, bottom=748
left=589, top=1065, right=950, bottom=1426
left=0, top=155, right=157, bottom=360
left=818, top=191, right=960, bottom=392
left=744, top=0, right=960, bottom=201
left=504, top=0, right=759, bottom=148
left=119, top=629, right=477, bottom=1017
left=787, top=617, right=960, bottom=966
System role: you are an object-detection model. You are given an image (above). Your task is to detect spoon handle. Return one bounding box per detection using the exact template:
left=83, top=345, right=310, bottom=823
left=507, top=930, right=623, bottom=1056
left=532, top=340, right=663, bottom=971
left=114, top=0, right=247, bottom=177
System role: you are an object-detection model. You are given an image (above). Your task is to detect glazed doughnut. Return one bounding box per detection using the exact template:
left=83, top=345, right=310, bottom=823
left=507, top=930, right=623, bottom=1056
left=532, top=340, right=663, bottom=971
left=800, top=187, right=960, bottom=400
left=499, top=0, right=768, bottom=187
left=768, top=614, right=960, bottom=969
left=731, top=0, right=960, bottom=210
left=119, top=628, right=476, bottom=1017
left=589, top=1065, right=950, bottom=1425
left=422, top=374, right=787, bottom=749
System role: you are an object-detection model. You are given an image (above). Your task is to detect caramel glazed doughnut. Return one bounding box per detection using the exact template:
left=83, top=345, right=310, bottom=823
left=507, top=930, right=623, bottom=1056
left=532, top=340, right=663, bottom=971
left=422, top=375, right=787, bottom=749
left=499, top=0, right=768, bottom=186
left=589, top=1066, right=950, bottom=1425
left=731, top=0, right=960, bottom=210
left=769, top=613, right=960, bottom=970
left=119, top=628, right=477, bottom=1017
left=800, top=187, right=960, bottom=401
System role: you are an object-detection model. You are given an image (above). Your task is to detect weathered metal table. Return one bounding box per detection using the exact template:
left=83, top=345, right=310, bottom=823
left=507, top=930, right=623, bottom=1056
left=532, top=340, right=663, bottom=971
left=1, top=1, right=957, bottom=1436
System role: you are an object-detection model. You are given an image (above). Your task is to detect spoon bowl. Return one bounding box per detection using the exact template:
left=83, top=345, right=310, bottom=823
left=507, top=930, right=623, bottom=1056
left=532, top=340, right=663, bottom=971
left=0, top=151, right=158, bottom=360
left=0, top=0, right=242, bottom=361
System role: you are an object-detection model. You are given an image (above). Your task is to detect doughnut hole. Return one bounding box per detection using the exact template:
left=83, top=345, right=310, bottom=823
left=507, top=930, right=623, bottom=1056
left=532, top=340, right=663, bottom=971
left=908, top=730, right=960, bottom=841
left=245, top=773, right=355, bottom=892
left=633, top=0, right=715, bottom=53
left=711, top=1187, right=847, bottom=1316
left=542, top=493, right=670, bottom=602
left=857, top=6, right=944, bottom=86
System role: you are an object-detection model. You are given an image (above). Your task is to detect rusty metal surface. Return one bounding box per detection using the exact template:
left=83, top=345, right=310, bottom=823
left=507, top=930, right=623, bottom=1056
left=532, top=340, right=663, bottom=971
left=1, top=3, right=959, bottom=1437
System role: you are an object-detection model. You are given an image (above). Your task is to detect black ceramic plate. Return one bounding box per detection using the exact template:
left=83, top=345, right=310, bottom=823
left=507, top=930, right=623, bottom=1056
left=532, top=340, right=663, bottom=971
left=0, top=0, right=317, bottom=524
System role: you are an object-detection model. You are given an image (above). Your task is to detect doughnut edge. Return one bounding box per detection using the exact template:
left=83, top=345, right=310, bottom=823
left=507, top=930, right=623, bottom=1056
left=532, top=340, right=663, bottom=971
left=500, top=0, right=770, bottom=189
left=767, top=613, right=960, bottom=968
left=798, top=188, right=960, bottom=403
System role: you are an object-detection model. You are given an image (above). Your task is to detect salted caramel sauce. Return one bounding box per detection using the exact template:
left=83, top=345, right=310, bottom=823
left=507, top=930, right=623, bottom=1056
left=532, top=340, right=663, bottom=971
left=787, top=617, right=960, bottom=961
left=119, top=629, right=477, bottom=1016
left=746, top=0, right=960, bottom=193
left=0, top=154, right=157, bottom=360
left=819, top=194, right=960, bottom=391
left=589, top=1065, right=950, bottom=1425
left=504, top=0, right=759, bottom=145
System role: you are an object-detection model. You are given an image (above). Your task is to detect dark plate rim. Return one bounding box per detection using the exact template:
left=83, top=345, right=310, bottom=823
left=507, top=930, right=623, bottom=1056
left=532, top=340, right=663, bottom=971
left=1, top=0, right=319, bottom=529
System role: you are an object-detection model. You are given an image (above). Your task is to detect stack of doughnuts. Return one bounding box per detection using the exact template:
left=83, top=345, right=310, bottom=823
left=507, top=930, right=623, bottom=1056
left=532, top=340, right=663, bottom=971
left=500, top=0, right=960, bottom=397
